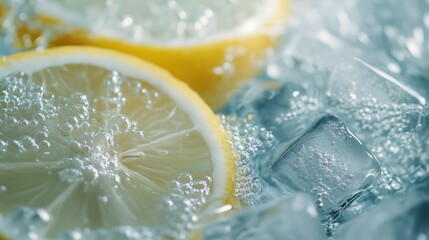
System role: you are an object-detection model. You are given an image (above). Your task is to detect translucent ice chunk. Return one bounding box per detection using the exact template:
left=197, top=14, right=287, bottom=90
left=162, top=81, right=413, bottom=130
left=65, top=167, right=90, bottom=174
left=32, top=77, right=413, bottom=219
left=222, top=61, right=327, bottom=144
left=202, top=193, right=326, bottom=240
left=327, top=58, right=426, bottom=106
left=224, top=82, right=321, bottom=142
left=326, top=59, right=429, bottom=191
left=269, top=115, right=381, bottom=219
left=335, top=192, right=429, bottom=240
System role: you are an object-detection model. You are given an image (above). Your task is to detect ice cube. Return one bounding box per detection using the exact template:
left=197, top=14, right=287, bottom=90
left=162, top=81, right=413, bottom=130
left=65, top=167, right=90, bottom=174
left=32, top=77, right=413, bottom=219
left=335, top=191, right=429, bottom=240
left=223, top=81, right=323, bottom=144
left=327, top=58, right=426, bottom=106
left=202, top=193, right=326, bottom=240
left=326, top=58, right=429, bottom=190
left=269, top=115, right=381, bottom=219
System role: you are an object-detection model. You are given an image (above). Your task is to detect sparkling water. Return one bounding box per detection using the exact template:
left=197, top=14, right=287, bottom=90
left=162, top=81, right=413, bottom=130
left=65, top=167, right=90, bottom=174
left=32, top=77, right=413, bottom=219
left=221, top=0, right=429, bottom=238
left=220, top=115, right=275, bottom=206
left=2, top=0, right=429, bottom=239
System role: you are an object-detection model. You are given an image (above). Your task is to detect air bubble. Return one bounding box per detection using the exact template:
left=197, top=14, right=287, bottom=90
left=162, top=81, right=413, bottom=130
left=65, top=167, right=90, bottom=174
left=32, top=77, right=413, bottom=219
left=29, top=120, right=38, bottom=128
left=81, top=145, right=91, bottom=154
left=70, top=141, right=81, bottom=151
left=31, top=102, right=42, bottom=112
left=39, top=140, right=51, bottom=149
left=18, top=119, right=30, bottom=129
left=220, top=115, right=275, bottom=205
left=6, top=116, right=18, bottom=127
left=34, top=131, right=48, bottom=141
left=8, top=140, right=23, bottom=154
left=107, top=114, right=131, bottom=134
left=58, top=123, right=73, bottom=136
left=67, top=117, right=79, bottom=126
left=94, top=132, right=114, bottom=148
left=178, top=173, right=193, bottom=183
left=21, top=137, right=38, bottom=151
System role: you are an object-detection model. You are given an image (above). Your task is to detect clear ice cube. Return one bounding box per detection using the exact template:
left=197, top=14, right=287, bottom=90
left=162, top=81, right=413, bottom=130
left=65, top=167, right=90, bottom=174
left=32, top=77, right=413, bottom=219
left=269, top=115, right=381, bottom=219
left=202, top=193, right=326, bottom=240
left=326, top=58, right=429, bottom=190
left=335, top=191, right=429, bottom=240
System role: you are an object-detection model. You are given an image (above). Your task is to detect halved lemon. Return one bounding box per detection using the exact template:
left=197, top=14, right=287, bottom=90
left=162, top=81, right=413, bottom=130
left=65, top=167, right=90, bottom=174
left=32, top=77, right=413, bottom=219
left=0, top=46, right=234, bottom=238
left=1, top=0, right=288, bottom=109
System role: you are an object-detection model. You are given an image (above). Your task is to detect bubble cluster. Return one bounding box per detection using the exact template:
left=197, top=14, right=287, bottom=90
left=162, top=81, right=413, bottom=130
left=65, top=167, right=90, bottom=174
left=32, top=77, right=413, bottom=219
left=0, top=72, right=55, bottom=157
left=220, top=115, right=275, bottom=205
left=0, top=70, right=143, bottom=189
left=287, top=145, right=353, bottom=210
left=0, top=208, right=51, bottom=240
left=160, top=173, right=212, bottom=240
left=37, top=71, right=150, bottom=187
left=0, top=68, right=221, bottom=238
left=275, top=95, right=322, bottom=124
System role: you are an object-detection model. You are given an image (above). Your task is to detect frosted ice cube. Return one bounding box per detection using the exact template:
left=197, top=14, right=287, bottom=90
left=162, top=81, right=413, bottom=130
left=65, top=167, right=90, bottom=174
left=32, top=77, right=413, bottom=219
left=335, top=192, right=429, bottom=240
left=269, top=115, right=381, bottom=218
left=326, top=58, right=429, bottom=190
left=202, top=193, right=326, bottom=240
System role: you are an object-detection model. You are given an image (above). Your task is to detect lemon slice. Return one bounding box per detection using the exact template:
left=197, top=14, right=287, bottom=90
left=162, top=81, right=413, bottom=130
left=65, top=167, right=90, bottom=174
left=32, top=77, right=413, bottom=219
left=1, top=0, right=288, bottom=109
left=0, top=46, right=234, bottom=238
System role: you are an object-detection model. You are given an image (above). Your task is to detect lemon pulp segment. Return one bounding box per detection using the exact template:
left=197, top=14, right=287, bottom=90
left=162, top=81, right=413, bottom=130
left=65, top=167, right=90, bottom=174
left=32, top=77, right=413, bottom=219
left=0, top=47, right=234, bottom=237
